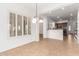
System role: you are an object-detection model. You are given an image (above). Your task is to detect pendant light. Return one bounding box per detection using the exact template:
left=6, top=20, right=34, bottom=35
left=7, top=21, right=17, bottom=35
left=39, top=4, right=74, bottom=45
left=32, top=3, right=38, bottom=23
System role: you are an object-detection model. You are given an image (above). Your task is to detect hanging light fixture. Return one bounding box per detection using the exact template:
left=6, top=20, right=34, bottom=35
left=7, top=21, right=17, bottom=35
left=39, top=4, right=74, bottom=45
left=39, top=19, right=43, bottom=23
left=32, top=3, right=44, bottom=23
left=32, top=3, right=38, bottom=23
left=32, top=17, right=37, bottom=23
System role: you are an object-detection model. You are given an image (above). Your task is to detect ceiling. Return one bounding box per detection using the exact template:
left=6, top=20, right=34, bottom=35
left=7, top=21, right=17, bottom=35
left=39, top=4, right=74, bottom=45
left=6, top=3, right=79, bottom=18
left=41, top=3, right=79, bottom=21
left=37, top=3, right=73, bottom=15
left=16, top=3, right=74, bottom=17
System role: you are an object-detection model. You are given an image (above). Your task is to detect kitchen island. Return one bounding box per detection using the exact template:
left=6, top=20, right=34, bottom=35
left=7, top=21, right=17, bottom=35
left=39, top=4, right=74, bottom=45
left=47, top=29, right=63, bottom=40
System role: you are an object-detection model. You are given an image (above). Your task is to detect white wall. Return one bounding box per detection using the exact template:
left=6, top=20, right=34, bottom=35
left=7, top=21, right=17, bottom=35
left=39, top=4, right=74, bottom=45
left=43, top=18, right=48, bottom=38
left=77, top=9, right=79, bottom=41
left=0, top=4, right=37, bottom=52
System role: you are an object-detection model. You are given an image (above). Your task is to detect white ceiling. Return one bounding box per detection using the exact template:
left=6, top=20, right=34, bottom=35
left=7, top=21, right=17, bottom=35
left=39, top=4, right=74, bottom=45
left=7, top=3, right=78, bottom=17
left=41, top=3, right=79, bottom=21
left=37, top=3, right=73, bottom=15
left=16, top=3, right=74, bottom=16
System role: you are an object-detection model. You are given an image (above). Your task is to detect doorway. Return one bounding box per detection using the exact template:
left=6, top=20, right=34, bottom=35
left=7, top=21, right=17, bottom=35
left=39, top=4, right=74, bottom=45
left=39, top=21, right=43, bottom=40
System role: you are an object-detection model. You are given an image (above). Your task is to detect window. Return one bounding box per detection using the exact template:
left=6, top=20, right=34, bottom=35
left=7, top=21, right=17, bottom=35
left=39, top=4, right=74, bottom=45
left=17, top=15, right=22, bottom=36
left=9, top=13, right=16, bottom=37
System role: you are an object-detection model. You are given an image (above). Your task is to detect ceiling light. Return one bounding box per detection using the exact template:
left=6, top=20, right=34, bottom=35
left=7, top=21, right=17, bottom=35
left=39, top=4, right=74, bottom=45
left=32, top=3, right=38, bottom=23
left=39, top=19, right=43, bottom=23
left=32, top=17, right=37, bottom=23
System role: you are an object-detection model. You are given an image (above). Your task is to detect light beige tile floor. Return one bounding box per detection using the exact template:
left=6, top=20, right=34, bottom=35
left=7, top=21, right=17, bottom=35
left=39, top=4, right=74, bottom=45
left=0, top=35, right=79, bottom=56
